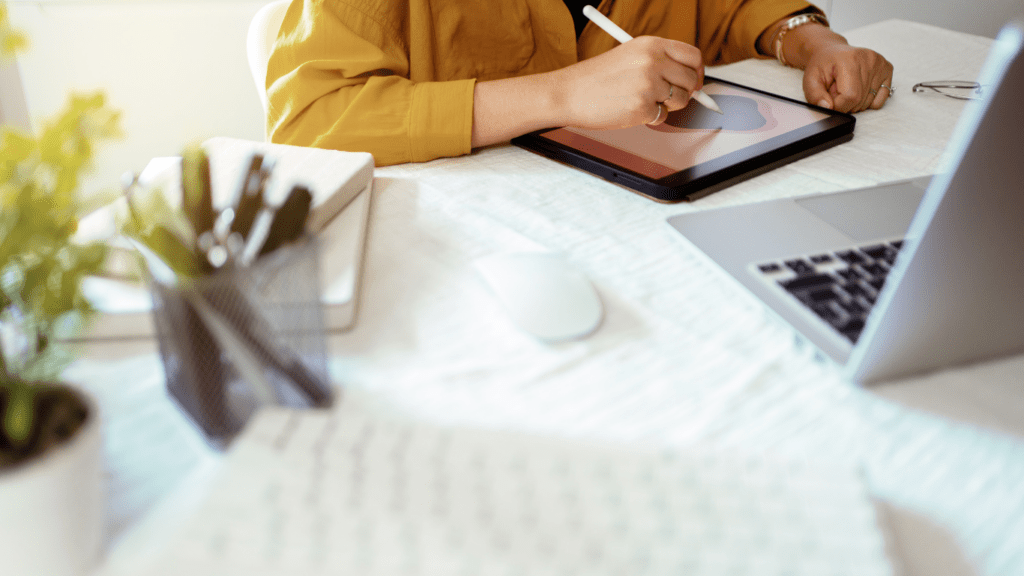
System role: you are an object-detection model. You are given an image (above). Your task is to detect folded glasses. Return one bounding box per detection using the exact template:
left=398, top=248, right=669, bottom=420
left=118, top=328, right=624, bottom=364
left=911, top=81, right=985, bottom=101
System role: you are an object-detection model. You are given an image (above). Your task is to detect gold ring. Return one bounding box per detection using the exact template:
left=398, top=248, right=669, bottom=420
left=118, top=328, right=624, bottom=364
left=648, top=103, right=667, bottom=125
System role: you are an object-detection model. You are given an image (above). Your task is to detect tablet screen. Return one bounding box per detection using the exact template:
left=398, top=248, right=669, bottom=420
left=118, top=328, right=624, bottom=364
left=535, top=80, right=831, bottom=180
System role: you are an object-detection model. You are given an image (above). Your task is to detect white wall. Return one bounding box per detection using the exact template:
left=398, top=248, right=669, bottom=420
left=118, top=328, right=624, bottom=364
left=0, top=59, right=30, bottom=129
left=6, top=0, right=269, bottom=196
left=828, top=0, right=1024, bottom=37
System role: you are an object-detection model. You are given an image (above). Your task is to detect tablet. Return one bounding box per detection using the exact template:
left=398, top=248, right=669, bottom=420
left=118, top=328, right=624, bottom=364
left=511, top=77, right=856, bottom=203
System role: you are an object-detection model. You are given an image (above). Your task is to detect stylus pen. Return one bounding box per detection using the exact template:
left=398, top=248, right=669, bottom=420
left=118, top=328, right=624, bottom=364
left=582, top=5, right=724, bottom=115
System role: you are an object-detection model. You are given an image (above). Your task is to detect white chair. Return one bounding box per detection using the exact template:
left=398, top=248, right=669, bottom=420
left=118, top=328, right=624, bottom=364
left=246, top=0, right=290, bottom=138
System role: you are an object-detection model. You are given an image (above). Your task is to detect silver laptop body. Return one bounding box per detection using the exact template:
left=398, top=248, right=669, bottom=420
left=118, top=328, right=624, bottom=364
left=667, top=23, right=1024, bottom=385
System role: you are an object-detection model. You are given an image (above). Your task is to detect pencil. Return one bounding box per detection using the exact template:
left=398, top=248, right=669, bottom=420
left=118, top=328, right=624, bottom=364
left=582, top=5, right=725, bottom=115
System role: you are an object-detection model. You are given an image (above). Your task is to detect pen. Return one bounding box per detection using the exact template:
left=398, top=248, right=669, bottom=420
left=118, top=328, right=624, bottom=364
left=582, top=5, right=724, bottom=115
left=182, top=148, right=218, bottom=273
left=231, top=154, right=268, bottom=240
left=236, top=184, right=313, bottom=266
left=181, top=147, right=216, bottom=236
left=257, top=185, right=312, bottom=258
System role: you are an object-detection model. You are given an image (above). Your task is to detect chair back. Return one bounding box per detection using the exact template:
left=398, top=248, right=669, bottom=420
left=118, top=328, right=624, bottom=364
left=247, top=0, right=290, bottom=138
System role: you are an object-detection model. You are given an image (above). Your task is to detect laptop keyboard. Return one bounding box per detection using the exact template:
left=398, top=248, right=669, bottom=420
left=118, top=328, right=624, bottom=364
left=754, top=240, right=904, bottom=343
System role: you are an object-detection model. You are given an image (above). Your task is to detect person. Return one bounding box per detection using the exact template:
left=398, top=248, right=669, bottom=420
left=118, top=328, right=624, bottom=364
left=266, top=0, right=893, bottom=166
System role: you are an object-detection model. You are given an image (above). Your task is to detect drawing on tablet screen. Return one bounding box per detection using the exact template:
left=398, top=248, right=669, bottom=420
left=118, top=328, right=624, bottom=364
left=534, top=83, right=829, bottom=180
left=648, top=95, right=777, bottom=134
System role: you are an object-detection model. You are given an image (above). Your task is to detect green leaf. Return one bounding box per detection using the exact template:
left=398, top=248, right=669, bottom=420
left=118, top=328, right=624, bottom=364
left=1, top=26, right=121, bottom=384
left=2, top=380, right=34, bottom=448
left=0, top=4, right=28, bottom=60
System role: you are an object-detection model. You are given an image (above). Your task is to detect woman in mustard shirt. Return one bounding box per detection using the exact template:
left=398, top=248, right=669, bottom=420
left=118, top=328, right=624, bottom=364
left=266, top=0, right=893, bottom=166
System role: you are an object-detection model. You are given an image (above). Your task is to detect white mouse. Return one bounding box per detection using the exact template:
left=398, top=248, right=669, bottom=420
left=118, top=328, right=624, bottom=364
left=474, top=252, right=604, bottom=342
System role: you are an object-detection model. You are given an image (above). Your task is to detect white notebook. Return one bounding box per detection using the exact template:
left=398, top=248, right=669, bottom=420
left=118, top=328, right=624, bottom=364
left=76, top=138, right=374, bottom=339
left=150, top=406, right=895, bottom=576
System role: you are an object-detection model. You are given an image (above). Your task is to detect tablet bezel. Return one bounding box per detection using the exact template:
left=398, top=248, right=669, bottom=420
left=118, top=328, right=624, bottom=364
left=511, top=77, right=856, bottom=203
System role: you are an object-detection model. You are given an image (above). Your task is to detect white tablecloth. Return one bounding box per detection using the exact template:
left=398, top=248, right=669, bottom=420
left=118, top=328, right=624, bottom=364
left=70, top=19, right=1023, bottom=576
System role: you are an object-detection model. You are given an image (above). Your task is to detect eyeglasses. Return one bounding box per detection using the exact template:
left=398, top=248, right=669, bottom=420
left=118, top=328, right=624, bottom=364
left=911, top=81, right=985, bottom=101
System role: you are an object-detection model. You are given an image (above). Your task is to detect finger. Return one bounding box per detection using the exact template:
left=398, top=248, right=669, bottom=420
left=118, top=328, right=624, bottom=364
left=830, top=65, right=867, bottom=113
left=804, top=64, right=837, bottom=110
left=661, top=71, right=701, bottom=111
left=660, top=83, right=684, bottom=112
left=660, top=63, right=701, bottom=94
left=869, top=64, right=895, bottom=110
left=868, top=79, right=891, bottom=109
left=856, top=56, right=894, bottom=112
left=646, top=103, right=668, bottom=126
left=850, top=64, right=877, bottom=112
left=656, top=37, right=705, bottom=79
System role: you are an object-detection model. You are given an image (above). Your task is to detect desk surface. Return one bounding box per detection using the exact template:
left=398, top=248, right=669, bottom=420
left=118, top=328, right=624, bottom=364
left=72, top=19, right=1023, bottom=576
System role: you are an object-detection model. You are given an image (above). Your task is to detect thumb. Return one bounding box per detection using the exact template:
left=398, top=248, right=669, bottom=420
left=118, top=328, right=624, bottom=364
left=804, top=66, right=836, bottom=110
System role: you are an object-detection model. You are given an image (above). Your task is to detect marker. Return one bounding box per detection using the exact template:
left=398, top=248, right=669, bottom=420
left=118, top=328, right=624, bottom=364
left=231, top=157, right=267, bottom=240
left=582, top=5, right=724, bottom=115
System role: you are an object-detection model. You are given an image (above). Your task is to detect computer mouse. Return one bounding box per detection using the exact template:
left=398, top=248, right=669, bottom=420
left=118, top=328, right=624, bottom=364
left=474, top=252, right=604, bottom=342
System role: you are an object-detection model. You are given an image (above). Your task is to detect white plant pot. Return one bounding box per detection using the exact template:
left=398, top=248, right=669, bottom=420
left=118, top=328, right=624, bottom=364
left=0, top=387, right=104, bottom=576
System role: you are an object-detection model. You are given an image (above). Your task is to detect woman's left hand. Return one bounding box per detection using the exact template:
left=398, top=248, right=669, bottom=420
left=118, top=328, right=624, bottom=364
left=803, top=42, right=894, bottom=113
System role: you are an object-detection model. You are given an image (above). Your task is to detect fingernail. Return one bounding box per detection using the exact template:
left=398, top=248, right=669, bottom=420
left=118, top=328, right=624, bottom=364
left=817, top=99, right=832, bottom=109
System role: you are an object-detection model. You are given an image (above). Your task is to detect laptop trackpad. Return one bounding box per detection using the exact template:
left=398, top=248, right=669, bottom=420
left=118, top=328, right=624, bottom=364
left=796, top=180, right=928, bottom=243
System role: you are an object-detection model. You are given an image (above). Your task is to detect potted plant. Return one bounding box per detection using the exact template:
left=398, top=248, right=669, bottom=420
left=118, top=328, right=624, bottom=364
left=1, top=7, right=121, bottom=575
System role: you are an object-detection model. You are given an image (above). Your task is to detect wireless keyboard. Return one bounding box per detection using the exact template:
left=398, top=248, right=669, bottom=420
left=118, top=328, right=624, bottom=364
left=157, top=406, right=894, bottom=576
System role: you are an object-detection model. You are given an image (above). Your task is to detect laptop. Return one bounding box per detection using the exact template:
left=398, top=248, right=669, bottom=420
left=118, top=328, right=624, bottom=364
left=667, top=22, right=1024, bottom=385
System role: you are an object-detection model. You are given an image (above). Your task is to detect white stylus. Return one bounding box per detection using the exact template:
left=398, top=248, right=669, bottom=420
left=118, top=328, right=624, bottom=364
left=582, top=5, right=725, bottom=115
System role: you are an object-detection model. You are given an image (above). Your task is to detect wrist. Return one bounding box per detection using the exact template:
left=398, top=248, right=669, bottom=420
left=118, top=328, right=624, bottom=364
left=471, top=71, right=567, bottom=148
left=543, top=68, right=575, bottom=127
left=781, top=23, right=846, bottom=69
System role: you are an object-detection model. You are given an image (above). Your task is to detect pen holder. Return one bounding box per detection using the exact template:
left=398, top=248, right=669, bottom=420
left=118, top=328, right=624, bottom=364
left=150, top=236, right=333, bottom=448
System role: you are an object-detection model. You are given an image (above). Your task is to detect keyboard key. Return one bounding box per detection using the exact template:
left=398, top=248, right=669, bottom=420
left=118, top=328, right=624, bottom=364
left=785, top=259, right=815, bottom=275
left=809, top=254, right=834, bottom=264
left=836, top=250, right=866, bottom=265
left=839, top=317, right=867, bottom=342
left=811, top=303, right=843, bottom=325
left=780, top=273, right=835, bottom=292
left=860, top=245, right=889, bottom=259
left=758, top=262, right=783, bottom=274
left=806, top=287, right=839, bottom=304
left=835, top=269, right=860, bottom=283
left=836, top=298, right=869, bottom=318
left=842, top=281, right=874, bottom=300
left=859, top=263, right=889, bottom=279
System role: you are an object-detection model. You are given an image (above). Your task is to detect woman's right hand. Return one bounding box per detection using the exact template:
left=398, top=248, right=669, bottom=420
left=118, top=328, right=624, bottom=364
left=553, top=36, right=706, bottom=129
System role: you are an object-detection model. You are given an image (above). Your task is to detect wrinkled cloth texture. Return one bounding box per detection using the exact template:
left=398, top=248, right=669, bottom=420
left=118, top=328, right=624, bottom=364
left=266, top=0, right=814, bottom=165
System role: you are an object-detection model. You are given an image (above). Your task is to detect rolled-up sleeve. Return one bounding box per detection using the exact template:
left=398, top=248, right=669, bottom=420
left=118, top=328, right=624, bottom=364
left=266, top=1, right=476, bottom=166
left=696, top=0, right=817, bottom=64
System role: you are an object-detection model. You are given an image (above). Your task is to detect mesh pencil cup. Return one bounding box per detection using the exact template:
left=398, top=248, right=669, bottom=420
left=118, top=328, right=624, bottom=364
left=150, top=236, right=333, bottom=448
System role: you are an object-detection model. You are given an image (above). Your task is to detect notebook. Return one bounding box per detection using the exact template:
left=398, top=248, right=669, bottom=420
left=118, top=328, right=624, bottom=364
left=147, top=405, right=894, bottom=576
left=76, top=138, right=374, bottom=339
left=667, top=23, right=1024, bottom=385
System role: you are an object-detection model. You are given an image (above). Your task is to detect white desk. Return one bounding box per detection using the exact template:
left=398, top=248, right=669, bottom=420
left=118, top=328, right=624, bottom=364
left=71, top=19, right=1023, bottom=576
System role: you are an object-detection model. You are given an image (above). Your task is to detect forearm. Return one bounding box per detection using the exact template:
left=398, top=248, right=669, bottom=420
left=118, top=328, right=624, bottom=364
left=471, top=72, right=568, bottom=148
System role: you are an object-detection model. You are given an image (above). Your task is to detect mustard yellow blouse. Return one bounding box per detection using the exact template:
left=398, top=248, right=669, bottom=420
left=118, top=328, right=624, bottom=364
left=266, top=0, right=815, bottom=166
